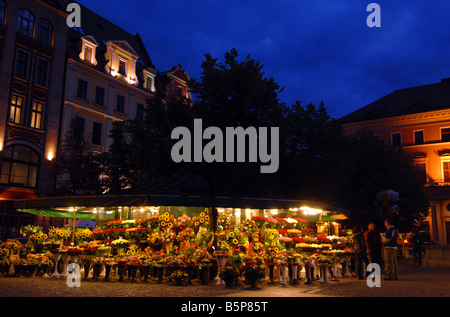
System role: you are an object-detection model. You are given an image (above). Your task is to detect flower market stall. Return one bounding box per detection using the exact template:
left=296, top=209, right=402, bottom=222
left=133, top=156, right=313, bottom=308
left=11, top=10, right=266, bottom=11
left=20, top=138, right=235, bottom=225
left=1, top=194, right=355, bottom=288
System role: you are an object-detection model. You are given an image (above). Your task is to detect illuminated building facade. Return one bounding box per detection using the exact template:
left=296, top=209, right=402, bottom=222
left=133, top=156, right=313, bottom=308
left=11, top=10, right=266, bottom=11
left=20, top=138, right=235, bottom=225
left=341, top=78, right=450, bottom=245
left=0, top=0, right=68, bottom=239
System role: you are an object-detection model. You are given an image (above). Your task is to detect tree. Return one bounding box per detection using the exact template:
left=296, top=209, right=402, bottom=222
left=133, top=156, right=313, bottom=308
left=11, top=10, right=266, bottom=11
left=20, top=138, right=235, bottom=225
left=50, top=121, right=103, bottom=195
left=188, top=48, right=287, bottom=195
left=331, top=129, right=429, bottom=226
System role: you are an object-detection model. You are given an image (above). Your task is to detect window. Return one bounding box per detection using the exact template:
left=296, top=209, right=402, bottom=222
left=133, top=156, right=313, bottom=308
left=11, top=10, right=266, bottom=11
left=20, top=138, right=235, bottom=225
left=136, top=103, right=144, bottom=120
left=442, top=128, right=450, bottom=142
left=30, top=101, right=44, bottom=130
left=414, top=162, right=427, bottom=184
left=9, top=95, right=23, bottom=124
left=84, top=45, right=93, bottom=63
left=443, top=161, right=450, bottom=183
left=391, top=132, right=402, bottom=147
left=0, top=145, right=40, bottom=188
left=17, top=9, right=34, bottom=37
left=94, top=86, right=105, bottom=106
left=92, top=122, right=102, bottom=145
left=73, top=116, right=85, bottom=140
left=118, top=59, right=127, bottom=76
left=414, top=130, right=424, bottom=145
left=145, top=76, right=153, bottom=91
left=76, top=78, right=88, bottom=99
left=177, top=87, right=183, bottom=97
left=15, top=50, right=29, bottom=80
left=0, top=0, right=6, bottom=26
left=36, top=18, right=53, bottom=46
left=35, top=58, right=48, bottom=87
left=116, top=94, right=125, bottom=113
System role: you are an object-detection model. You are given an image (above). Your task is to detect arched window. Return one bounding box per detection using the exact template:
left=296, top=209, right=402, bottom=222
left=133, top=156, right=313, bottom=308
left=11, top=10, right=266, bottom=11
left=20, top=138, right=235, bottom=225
left=0, top=145, right=40, bottom=188
left=17, top=9, right=34, bottom=37
left=36, top=18, right=53, bottom=46
left=0, top=1, right=6, bottom=26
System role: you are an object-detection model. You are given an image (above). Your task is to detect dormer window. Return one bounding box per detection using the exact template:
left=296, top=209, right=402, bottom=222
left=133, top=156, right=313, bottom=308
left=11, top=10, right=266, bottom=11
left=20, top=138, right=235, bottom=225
left=118, top=58, right=127, bottom=76
left=142, top=68, right=156, bottom=92
left=104, top=40, right=139, bottom=86
left=79, top=36, right=98, bottom=66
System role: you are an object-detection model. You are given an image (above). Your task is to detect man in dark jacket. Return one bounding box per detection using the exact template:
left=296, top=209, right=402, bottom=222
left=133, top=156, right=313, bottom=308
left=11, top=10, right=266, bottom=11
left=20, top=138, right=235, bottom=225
left=364, top=223, right=383, bottom=268
left=352, top=225, right=368, bottom=279
left=382, top=218, right=399, bottom=280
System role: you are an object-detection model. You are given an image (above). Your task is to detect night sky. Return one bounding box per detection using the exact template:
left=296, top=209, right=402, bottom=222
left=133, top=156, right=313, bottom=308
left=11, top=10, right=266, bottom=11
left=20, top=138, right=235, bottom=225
left=75, top=0, right=450, bottom=119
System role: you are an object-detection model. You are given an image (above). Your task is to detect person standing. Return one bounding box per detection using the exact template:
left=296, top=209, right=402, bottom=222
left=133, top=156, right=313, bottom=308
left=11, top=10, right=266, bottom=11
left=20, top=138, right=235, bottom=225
left=352, top=225, right=368, bottom=279
left=382, top=218, right=399, bottom=280
left=365, top=223, right=383, bottom=268
left=411, top=228, right=424, bottom=266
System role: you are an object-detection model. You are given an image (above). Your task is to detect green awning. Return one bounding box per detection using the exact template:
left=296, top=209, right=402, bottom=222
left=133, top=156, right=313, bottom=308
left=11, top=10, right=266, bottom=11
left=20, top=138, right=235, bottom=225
left=19, top=208, right=113, bottom=220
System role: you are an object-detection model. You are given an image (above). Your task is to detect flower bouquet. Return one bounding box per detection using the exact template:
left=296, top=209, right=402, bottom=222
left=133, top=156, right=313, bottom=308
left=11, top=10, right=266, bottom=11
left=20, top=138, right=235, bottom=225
left=219, top=264, right=240, bottom=287
left=176, top=227, right=195, bottom=243
left=240, top=257, right=265, bottom=288
left=170, top=269, right=189, bottom=285
left=177, top=214, right=193, bottom=229
left=111, top=238, right=129, bottom=248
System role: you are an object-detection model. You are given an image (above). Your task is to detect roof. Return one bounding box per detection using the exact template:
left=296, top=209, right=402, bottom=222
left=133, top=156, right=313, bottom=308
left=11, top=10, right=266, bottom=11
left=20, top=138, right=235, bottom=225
left=339, top=78, right=450, bottom=124
left=66, top=3, right=154, bottom=78
left=15, top=194, right=352, bottom=219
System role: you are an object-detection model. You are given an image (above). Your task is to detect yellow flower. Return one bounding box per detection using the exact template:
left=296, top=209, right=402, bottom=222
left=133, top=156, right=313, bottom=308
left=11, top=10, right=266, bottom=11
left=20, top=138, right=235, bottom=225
left=160, top=221, right=166, bottom=227
left=199, top=218, right=205, bottom=223
left=234, top=228, right=239, bottom=234
left=205, top=215, right=209, bottom=221
left=194, top=222, right=199, bottom=227
left=232, top=238, right=238, bottom=245
left=192, top=217, right=197, bottom=221
left=164, top=212, right=170, bottom=217
left=200, top=212, right=205, bottom=217
left=229, top=232, right=235, bottom=237
left=168, top=223, right=174, bottom=228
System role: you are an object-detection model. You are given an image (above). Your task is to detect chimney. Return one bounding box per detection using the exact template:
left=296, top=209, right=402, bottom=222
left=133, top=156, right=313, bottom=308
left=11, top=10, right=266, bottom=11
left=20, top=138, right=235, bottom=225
left=441, top=78, right=450, bottom=84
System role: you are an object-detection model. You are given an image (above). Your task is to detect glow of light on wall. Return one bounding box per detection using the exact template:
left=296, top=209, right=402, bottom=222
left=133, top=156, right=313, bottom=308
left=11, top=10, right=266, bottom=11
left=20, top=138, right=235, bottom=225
left=217, top=208, right=225, bottom=213
left=47, top=151, right=54, bottom=161
left=0, top=141, right=3, bottom=151
left=270, top=209, right=278, bottom=215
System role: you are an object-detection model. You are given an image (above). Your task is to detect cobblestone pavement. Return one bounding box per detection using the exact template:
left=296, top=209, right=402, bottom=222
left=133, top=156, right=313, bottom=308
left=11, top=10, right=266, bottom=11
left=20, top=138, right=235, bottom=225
left=0, top=261, right=448, bottom=298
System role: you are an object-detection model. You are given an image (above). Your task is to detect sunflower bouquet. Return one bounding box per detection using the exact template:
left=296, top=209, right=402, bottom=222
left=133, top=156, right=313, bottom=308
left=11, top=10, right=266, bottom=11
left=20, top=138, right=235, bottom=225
left=192, top=211, right=209, bottom=231
left=48, top=226, right=71, bottom=242
left=74, top=228, right=93, bottom=244
left=170, top=269, right=189, bottom=284
left=158, top=212, right=175, bottom=230
left=226, top=227, right=247, bottom=248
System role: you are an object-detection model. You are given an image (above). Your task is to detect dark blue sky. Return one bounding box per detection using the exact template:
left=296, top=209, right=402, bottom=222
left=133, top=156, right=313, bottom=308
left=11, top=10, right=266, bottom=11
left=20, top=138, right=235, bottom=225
left=76, top=0, right=450, bottom=119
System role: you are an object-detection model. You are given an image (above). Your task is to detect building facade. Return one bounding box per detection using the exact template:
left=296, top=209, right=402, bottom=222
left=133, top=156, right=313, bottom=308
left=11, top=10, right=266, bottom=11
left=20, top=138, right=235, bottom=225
left=0, top=1, right=193, bottom=240
left=341, top=78, right=450, bottom=245
left=61, top=4, right=157, bottom=155
left=0, top=0, right=68, bottom=239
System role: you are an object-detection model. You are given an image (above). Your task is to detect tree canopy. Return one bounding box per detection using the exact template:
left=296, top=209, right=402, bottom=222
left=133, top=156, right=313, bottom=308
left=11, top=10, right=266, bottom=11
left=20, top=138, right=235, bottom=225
left=51, top=49, right=429, bottom=226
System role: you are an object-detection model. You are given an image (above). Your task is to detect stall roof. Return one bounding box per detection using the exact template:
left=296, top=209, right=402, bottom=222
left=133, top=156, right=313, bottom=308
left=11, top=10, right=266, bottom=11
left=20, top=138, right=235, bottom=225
left=15, top=194, right=351, bottom=219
